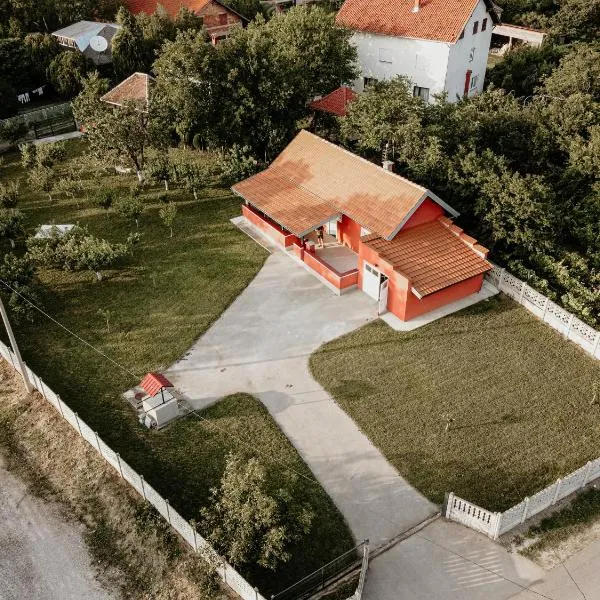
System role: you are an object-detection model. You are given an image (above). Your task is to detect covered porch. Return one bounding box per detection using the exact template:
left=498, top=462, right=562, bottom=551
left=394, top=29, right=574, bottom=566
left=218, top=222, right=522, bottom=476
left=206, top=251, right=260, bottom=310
left=241, top=203, right=359, bottom=294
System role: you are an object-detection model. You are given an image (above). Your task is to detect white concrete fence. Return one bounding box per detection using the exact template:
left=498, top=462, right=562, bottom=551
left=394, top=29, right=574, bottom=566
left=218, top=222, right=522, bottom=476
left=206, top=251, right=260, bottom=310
left=446, top=456, right=600, bottom=539
left=0, top=339, right=268, bottom=600
left=446, top=264, right=600, bottom=539
left=486, top=263, right=600, bottom=359
left=348, top=543, right=370, bottom=600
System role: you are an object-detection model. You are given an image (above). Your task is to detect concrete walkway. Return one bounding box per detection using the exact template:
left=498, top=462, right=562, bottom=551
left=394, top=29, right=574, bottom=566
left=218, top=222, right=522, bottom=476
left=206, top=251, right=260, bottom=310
left=166, top=249, right=438, bottom=547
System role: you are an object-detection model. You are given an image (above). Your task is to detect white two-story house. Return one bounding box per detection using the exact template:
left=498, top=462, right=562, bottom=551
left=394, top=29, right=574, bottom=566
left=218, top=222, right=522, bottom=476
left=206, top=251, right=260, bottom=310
left=336, top=0, right=501, bottom=102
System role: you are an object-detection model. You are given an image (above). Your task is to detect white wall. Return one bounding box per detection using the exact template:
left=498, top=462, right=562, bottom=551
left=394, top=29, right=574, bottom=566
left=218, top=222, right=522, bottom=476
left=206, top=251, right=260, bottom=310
left=349, top=0, right=494, bottom=103
left=351, top=31, right=450, bottom=99
left=446, top=0, right=494, bottom=101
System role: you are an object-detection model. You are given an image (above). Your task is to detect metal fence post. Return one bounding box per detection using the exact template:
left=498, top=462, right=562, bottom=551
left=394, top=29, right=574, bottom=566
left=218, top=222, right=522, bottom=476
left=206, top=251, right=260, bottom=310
left=140, top=475, right=147, bottom=501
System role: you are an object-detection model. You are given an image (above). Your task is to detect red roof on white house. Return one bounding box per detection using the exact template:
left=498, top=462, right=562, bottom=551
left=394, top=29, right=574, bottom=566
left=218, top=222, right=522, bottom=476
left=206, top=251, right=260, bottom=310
left=310, top=86, right=357, bottom=117
left=336, top=0, right=501, bottom=43
left=126, top=0, right=245, bottom=20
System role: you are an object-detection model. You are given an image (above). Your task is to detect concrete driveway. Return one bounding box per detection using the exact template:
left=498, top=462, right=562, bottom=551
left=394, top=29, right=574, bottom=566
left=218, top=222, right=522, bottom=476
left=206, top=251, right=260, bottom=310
left=166, top=248, right=438, bottom=548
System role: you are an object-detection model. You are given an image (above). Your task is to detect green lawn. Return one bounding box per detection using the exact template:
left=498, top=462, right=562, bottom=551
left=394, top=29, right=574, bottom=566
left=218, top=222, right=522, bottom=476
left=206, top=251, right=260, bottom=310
left=0, top=140, right=354, bottom=594
left=310, top=295, right=600, bottom=512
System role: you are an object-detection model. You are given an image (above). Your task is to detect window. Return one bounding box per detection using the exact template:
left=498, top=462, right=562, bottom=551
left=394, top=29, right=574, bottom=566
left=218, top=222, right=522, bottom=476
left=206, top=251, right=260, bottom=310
left=482, top=18, right=488, bottom=31
left=363, top=77, right=378, bottom=88
left=458, top=28, right=465, bottom=40
left=469, top=47, right=476, bottom=62
left=473, top=20, right=479, bottom=34
left=218, top=13, right=227, bottom=25
left=470, top=74, right=479, bottom=90
left=413, top=86, right=430, bottom=102
left=378, top=48, right=393, bottom=63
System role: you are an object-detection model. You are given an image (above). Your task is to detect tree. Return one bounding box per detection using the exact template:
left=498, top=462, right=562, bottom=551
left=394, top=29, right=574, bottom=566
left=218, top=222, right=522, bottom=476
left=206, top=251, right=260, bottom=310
left=159, top=201, right=177, bottom=237
left=28, top=166, right=55, bottom=201
left=48, top=51, right=90, bottom=98
left=201, top=453, right=313, bottom=571
left=22, top=32, right=60, bottom=85
left=19, top=142, right=37, bottom=169
left=27, top=228, right=129, bottom=280
left=219, top=144, right=260, bottom=185
left=114, top=195, right=145, bottom=227
left=541, top=45, right=600, bottom=100
left=550, top=0, right=600, bottom=42
left=73, top=76, right=168, bottom=181
left=54, top=170, right=85, bottom=205
left=90, top=187, right=116, bottom=213
left=0, top=253, right=41, bottom=322
left=0, top=120, right=28, bottom=146
left=112, top=7, right=150, bottom=79
left=145, top=148, right=172, bottom=190
left=0, top=181, right=19, bottom=208
left=0, top=209, right=25, bottom=248
left=0, top=79, right=18, bottom=119
left=34, top=141, right=67, bottom=168
left=174, top=6, right=206, bottom=33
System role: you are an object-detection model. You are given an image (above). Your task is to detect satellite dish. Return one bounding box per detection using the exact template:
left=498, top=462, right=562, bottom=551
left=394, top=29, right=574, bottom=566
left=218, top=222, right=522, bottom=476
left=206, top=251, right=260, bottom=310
left=90, top=35, right=108, bottom=52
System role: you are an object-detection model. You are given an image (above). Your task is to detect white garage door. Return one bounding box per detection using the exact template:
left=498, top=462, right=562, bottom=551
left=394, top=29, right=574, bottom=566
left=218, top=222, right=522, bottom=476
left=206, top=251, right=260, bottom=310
left=363, top=262, right=381, bottom=300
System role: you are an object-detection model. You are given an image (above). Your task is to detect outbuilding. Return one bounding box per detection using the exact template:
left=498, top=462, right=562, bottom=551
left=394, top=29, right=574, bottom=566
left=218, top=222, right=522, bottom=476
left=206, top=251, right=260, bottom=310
left=233, top=130, right=491, bottom=322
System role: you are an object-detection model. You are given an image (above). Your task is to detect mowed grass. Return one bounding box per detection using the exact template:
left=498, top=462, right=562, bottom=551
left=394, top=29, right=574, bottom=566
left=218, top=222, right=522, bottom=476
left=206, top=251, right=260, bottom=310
left=310, top=295, right=600, bottom=512
left=0, top=141, right=354, bottom=593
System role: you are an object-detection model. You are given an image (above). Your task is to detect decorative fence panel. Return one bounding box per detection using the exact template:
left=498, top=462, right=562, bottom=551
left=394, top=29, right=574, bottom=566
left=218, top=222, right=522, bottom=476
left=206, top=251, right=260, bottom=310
left=445, top=494, right=500, bottom=537
left=487, top=264, right=600, bottom=360
left=0, top=340, right=271, bottom=600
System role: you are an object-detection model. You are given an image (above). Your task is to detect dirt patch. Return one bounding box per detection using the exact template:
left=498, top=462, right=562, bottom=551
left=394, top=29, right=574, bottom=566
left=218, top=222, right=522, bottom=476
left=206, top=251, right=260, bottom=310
left=0, top=361, right=229, bottom=600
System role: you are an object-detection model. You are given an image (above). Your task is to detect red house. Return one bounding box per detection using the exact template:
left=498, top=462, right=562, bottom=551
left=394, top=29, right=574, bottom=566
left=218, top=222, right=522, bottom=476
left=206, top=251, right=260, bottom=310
left=233, top=131, right=491, bottom=322
left=126, top=0, right=247, bottom=43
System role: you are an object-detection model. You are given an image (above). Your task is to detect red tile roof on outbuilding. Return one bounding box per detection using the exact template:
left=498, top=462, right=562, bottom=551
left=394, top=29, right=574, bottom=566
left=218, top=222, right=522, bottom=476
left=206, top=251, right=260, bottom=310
left=336, top=0, right=500, bottom=43
left=140, top=372, right=173, bottom=397
left=310, top=86, right=357, bottom=117
left=127, top=0, right=212, bottom=17
left=100, top=72, right=154, bottom=111
left=362, top=218, right=491, bottom=296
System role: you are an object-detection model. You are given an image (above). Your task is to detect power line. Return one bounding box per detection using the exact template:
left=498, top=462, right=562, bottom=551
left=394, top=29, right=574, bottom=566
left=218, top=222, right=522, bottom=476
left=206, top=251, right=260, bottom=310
left=415, top=532, right=556, bottom=600
left=0, top=278, right=139, bottom=379
left=0, top=278, right=567, bottom=599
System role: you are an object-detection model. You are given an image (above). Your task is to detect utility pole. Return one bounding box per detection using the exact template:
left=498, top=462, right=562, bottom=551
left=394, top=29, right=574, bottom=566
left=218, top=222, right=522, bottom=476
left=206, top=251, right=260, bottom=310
left=0, top=297, right=32, bottom=392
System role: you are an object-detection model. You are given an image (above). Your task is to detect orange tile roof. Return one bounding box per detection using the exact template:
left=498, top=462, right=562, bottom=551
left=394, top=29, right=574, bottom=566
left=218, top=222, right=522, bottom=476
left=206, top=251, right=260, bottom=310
left=362, top=219, right=491, bottom=296
left=233, top=168, right=339, bottom=236
left=336, top=0, right=499, bottom=43
left=310, top=86, right=357, bottom=117
left=100, top=73, right=154, bottom=111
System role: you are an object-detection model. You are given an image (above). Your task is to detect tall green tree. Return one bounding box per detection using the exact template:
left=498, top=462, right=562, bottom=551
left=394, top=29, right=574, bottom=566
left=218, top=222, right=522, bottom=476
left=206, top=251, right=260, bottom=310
left=112, top=6, right=150, bottom=79
left=48, top=51, right=90, bottom=98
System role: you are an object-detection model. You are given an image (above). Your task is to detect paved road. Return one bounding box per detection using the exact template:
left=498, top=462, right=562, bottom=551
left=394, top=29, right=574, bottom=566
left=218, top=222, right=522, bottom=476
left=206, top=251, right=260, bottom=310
left=0, top=456, right=115, bottom=600
left=167, top=246, right=438, bottom=548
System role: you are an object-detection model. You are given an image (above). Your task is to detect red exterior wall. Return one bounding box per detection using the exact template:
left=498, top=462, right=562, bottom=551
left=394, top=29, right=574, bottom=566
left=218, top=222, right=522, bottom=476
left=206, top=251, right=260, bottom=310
left=358, top=237, right=485, bottom=321
left=303, top=249, right=358, bottom=290
left=242, top=204, right=300, bottom=248
left=337, top=215, right=363, bottom=252
left=199, top=1, right=242, bottom=30
left=401, top=198, right=444, bottom=231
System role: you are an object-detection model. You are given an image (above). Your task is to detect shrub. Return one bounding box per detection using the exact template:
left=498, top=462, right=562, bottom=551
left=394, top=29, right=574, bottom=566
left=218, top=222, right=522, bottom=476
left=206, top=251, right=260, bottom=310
left=28, top=166, right=55, bottom=201
left=90, top=187, right=116, bottom=212
left=0, top=253, right=41, bottom=321
left=35, top=141, right=67, bottom=168
left=192, top=133, right=202, bottom=150
left=20, top=143, right=37, bottom=169
left=0, top=181, right=19, bottom=208
left=0, top=208, right=25, bottom=248
left=114, top=195, right=145, bottom=228
left=159, top=202, right=177, bottom=238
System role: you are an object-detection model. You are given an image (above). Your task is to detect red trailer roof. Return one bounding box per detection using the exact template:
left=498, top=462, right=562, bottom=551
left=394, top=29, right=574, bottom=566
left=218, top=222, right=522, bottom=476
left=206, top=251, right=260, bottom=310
left=140, top=372, right=173, bottom=396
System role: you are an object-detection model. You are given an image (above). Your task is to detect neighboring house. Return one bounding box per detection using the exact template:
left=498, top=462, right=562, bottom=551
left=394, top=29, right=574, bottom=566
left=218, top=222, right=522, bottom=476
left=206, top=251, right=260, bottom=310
left=126, top=0, right=247, bottom=43
left=100, top=73, right=155, bottom=112
left=52, top=21, right=120, bottom=66
left=233, top=130, right=491, bottom=322
left=491, top=23, right=546, bottom=56
left=336, top=0, right=501, bottom=102
left=309, top=86, right=357, bottom=117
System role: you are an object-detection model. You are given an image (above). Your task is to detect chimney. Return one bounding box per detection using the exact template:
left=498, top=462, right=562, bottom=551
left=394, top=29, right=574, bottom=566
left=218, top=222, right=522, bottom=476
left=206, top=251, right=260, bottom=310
left=382, top=160, right=394, bottom=172
left=412, top=0, right=420, bottom=12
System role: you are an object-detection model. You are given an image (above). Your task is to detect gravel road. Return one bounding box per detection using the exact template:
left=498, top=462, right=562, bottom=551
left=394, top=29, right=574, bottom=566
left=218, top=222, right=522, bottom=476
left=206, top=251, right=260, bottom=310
left=0, top=455, right=117, bottom=600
